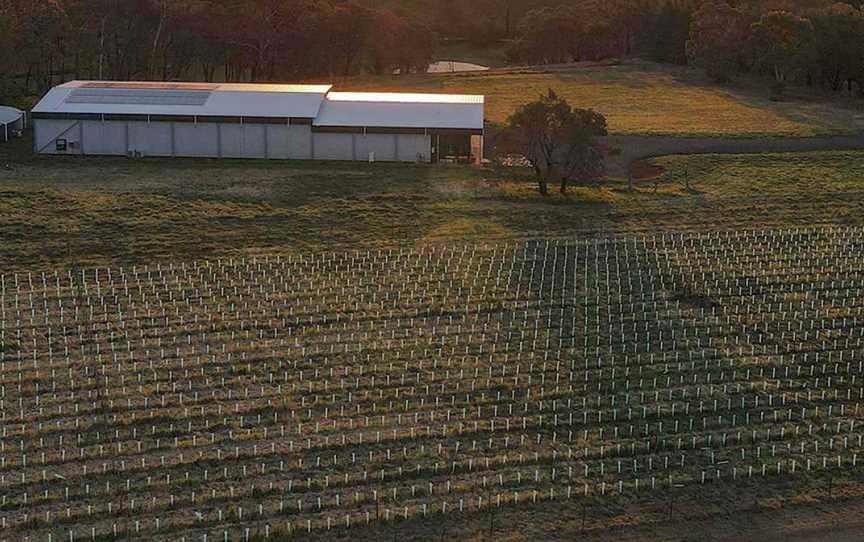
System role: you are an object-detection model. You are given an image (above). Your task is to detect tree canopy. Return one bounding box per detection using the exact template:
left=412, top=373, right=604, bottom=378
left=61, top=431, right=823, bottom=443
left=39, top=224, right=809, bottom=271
left=3, top=0, right=864, bottom=106
left=502, top=89, right=608, bottom=195
left=0, top=0, right=437, bottom=105
left=686, top=1, right=753, bottom=82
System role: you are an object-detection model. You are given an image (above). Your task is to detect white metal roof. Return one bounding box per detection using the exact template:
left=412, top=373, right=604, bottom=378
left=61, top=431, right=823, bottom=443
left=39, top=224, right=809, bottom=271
left=32, top=81, right=333, bottom=119
left=31, top=82, right=485, bottom=130
left=0, top=106, right=22, bottom=125
left=326, top=92, right=483, bottom=104
left=314, top=92, right=484, bottom=130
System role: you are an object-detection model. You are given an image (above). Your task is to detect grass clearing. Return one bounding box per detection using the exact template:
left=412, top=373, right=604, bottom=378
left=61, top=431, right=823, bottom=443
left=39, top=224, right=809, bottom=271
left=651, top=151, right=864, bottom=197
left=338, top=61, right=864, bottom=136
left=2, top=141, right=864, bottom=271
left=3, top=127, right=864, bottom=539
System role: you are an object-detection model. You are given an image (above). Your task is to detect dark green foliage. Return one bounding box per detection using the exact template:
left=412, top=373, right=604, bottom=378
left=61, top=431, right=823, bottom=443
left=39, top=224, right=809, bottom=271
left=501, top=89, right=608, bottom=195
left=637, top=1, right=693, bottom=64
left=687, top=1, right=753, bottom=82
left=506, top=1, right=638, bottom=65
left=805, top=5, right=864, bottom=93
left=750, top=11, right=812, bottom=96
left=5, top=0, right=864, bottom=107
left=0, top=0, right=438, bottom=104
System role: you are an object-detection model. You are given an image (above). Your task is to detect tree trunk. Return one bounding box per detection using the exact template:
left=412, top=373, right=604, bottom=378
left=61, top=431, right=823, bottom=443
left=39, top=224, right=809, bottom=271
left=25, top=64, right=32, bottom=93
left=538, top=180, right=548, bottom=196
left=98, top=18, right=106, bottom=80
left=504, top=2, right=512, bottom=38
left=150, top=1, right=166, bottom=79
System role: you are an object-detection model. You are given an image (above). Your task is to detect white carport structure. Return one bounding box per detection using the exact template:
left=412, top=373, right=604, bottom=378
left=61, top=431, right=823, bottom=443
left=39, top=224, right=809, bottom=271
left=0, top=106, right=24, bottom=142
left=31, top=81, right=485, bottom=163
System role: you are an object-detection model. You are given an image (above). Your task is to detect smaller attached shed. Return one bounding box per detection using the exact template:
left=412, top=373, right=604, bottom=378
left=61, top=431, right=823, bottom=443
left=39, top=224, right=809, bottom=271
left=312, top=92, right=485, bottom=163
left=0, top=106, right=24, bottom=142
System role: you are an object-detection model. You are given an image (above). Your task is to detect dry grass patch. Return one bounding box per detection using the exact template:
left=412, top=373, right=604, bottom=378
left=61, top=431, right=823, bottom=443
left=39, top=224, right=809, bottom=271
left=422, top=218, right=512, bottom=241
left=3, top=147, right=864, bottom=271
left=492, top=180, right=617, bottom=204
left=339, top=62, right=863, bottom=136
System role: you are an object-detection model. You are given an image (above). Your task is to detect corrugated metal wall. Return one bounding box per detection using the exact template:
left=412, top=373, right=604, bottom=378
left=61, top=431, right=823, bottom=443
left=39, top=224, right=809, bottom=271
left=312, top=132, right=431, bottom=162
left=395, top=134, right=431, bottom=162
left=311, top=133, right=353, bottom=161
left=83, top=121, right=127, bottom=155
left=129, top=122, right=173, bottom=156
left=355, top=134, right=397, bottom=161
left=34, top=119, right=431, bottom=162
left=34, top=119, right=83, bottom=154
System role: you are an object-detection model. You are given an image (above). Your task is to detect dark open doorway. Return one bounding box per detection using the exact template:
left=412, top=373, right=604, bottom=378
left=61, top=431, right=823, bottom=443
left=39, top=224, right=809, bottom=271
left=433, top=133, right=472, bottom=163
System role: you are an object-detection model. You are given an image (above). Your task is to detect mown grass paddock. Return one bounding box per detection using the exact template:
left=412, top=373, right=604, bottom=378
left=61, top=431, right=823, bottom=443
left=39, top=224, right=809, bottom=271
left=340, top=62, right=864, bottom=136
left=3, top=227, right=864, bottom=541
left=3, top=141, right=864, bottom=273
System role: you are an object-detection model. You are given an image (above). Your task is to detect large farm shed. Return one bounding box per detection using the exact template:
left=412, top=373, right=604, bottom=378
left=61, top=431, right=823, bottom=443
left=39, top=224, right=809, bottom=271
left=31, top=81, right=484, bottom=163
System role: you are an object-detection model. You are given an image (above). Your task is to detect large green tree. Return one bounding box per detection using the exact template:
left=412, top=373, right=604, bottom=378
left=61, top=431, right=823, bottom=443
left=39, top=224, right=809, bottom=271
left=502, top=89, right=608, bottom=195
left=751, top=10, right=812, bottom=95
left=806, top=3, right=864, bottom=92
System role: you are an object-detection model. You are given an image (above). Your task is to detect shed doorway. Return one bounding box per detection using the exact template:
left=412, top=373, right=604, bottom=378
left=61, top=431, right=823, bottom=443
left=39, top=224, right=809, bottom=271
left=433, top=133, right=473, bottom=164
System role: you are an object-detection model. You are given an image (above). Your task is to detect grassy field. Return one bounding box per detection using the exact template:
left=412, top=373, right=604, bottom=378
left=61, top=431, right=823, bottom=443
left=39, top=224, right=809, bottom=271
left=4, top=118, right=864, bottom=539
left=287, top=476, right=864, bottom=541
left=4, top=227, right=864, bottom=541
left=2, top=140, right=864, bottom=271
left=338, top=61, right=864, bottom=136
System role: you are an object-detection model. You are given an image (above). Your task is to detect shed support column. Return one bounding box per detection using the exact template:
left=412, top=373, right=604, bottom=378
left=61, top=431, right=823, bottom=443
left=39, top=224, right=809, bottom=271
left=310, top=131, right=315, bottom=159
left=3, top=123, right=7, bottom=142
left=393, top=134, right=399, bottom=162
left=217, top=124, right=223, bottom=158
left=351, top=133, right=357, bottom=161
left=124, top=122, right=129, bottom=155
left=79, top=122, right=84, bottom=155
left=170, top=123, right=176, bottom=157
left=264, top=126, right=269, bottom=159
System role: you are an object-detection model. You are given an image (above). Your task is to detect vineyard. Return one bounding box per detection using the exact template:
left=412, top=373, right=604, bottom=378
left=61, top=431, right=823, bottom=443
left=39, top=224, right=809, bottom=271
left=3, top=227, right=864, bottom=541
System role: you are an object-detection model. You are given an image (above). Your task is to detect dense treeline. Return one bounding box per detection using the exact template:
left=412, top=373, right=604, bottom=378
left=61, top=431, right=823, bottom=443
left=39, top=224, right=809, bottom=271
left=3, top=0, right=864, bottom=106
left=0, top=0, right=436, bottom=105
left=368, top=0, right=864, bottom=98
left=687, top=1, right=864, bottom=97
left=506, top=0, right=864, bottom=98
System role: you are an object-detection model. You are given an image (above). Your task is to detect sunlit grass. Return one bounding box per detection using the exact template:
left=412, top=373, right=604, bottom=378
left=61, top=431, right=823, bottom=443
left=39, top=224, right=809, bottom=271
left=339, top=62, right=864, bottom=136
left=492, top=180, right=618, bottom=203
left=652, top=150, right=864, bottom=196
left=1, top=148, right=863, bottom=270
